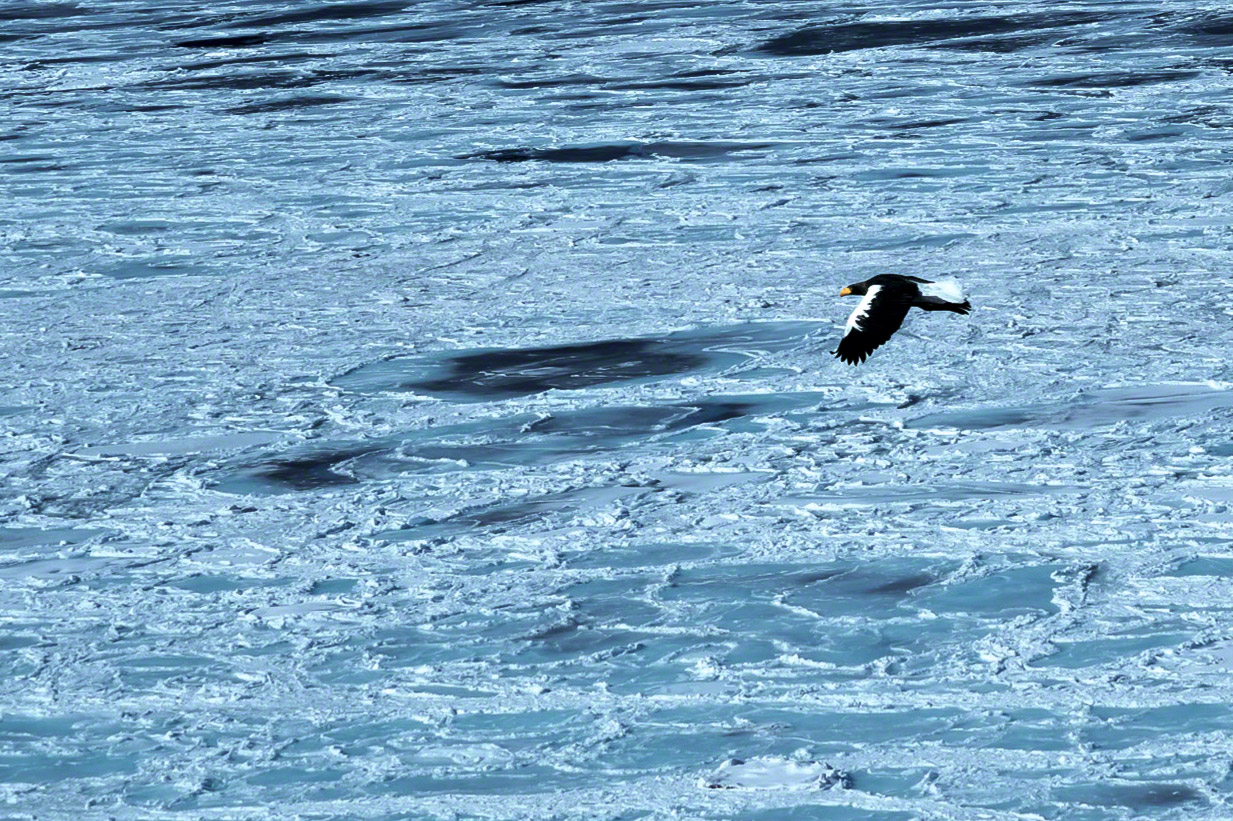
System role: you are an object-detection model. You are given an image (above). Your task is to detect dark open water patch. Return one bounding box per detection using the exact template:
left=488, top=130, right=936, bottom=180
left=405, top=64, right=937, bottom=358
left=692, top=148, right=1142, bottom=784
left=216, top=391, right=835, bottom=494
left=462, top=141, right=775, bottom=163
left=757, top=11, right=1109, bottom=56
left=335, top=321, right=824, bottom=400
left=907, top=384, right=1233, bottom=431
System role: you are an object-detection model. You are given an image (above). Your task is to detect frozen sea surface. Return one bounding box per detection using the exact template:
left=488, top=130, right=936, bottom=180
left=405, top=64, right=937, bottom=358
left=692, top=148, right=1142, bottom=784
left=3, top=0, right=1233, bottom=818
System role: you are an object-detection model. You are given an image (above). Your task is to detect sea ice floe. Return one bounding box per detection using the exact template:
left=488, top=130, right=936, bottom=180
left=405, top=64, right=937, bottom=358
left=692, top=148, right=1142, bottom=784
left=700, top=757, right=850, bottom=791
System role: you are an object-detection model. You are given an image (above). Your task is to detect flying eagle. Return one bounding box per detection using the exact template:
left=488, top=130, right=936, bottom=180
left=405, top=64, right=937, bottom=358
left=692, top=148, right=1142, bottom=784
left=834, top=274, right=971, bottom=365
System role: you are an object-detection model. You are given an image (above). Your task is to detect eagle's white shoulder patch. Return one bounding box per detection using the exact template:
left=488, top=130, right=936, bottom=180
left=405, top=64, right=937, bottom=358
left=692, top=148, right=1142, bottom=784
left=918, top=279, right=965, bottom=303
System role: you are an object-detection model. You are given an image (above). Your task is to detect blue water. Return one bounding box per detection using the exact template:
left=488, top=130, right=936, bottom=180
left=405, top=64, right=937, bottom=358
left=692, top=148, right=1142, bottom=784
left=3, top=1, right=1233, bottom=817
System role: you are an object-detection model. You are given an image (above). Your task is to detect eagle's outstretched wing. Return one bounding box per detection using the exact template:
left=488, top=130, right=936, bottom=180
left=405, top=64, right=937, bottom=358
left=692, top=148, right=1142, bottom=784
left=833, top=285, right=913, bottom=365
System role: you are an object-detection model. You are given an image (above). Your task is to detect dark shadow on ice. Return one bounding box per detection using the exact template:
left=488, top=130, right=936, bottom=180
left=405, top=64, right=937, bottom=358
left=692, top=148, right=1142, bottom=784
left=1052, top=783, right=1205, bottom=810
left=176, top=34, right=269, bottom=48
left=775, top=559, right=1063, bottom=619
left=376, top=485, right=644, bottom=543
left=1180, top=13, right=1233, bottom=46
left=377, top=472, right=770, bottom=545
left=775, top=481, right=1074, bottom=507
left=757, top=12, right=1109, bottom=56
left=0, top=2, right=86, bottom=21
left=865, top=573, right=935, bottom=596
left=561, top=541, right=741, bottom=571
left=0, top=526, right=108, bottom=550
left=1167, top=556, right=1233, bottom=577
left=415, top=339, right=706, bottom=398
left=335, top=321, right=824, bottom=400
left=541, top=556, right=1064, bottom=671
left=924, top=33, right=1058, bottom=53
left=225, top=94, right=352, bottom=114
left=461, top=142, right=773, bottom=163
left=606, top=78, right=750, bottom=92
left=216, top=391, right=838, bottom=495
left=142, top=71, right=324, bottom=91
left=907, top=384, right=1233, bottom=431
left=494, top=74, right=614, bottom=90
left=253, top=450, right=372, bottom=491
left=174, top=15, right=457, bottom=49
left=915, top=564, right=1062, bottom=617
left=664, top=558, right=950, bottom=621
left=1025, top=70, right=1198, bottom=89
left=217, top=1, right=409, bottom=30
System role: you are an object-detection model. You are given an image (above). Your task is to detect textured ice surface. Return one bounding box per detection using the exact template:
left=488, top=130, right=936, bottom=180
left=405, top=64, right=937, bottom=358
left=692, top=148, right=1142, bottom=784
left=702, top=757, right=850, bottom=791
left=4, top=0, right=1233, bottom=818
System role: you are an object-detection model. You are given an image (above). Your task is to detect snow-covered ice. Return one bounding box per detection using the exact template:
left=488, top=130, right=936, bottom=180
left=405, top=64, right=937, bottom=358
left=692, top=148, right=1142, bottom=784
left=3, top=0, right=1233, bottom=818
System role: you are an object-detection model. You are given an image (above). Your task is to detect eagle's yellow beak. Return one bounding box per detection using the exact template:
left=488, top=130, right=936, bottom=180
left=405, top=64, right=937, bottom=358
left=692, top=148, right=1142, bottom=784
left=839, top=286, right=852, bottom=296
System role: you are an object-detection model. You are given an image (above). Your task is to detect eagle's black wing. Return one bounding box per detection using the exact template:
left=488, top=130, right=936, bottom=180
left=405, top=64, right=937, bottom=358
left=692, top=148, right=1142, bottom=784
left=833, top=285, right=913, bottom=365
